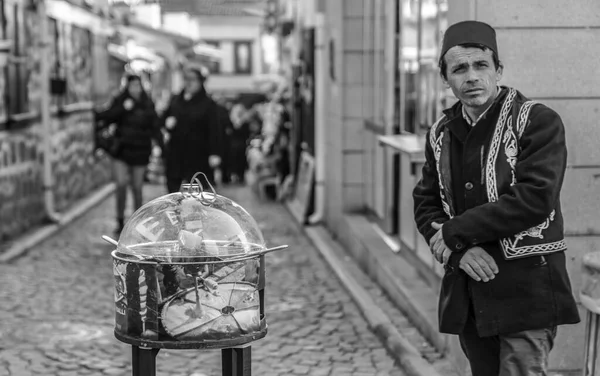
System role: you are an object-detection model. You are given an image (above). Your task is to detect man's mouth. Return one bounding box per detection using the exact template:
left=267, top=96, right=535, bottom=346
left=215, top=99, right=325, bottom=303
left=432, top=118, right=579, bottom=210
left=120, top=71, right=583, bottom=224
left=464, top=88, right=483, bottom=94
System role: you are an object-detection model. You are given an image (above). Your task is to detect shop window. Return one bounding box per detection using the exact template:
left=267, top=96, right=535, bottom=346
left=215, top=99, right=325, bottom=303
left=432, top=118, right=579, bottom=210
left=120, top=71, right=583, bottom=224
left=0, top=0, right=7, bottom=128
left=204, top=40, right=221, bottom=74
left=24, top=4, right=41, bottom=114
left=48, top=17, right=61, bottom=108
left=48, top=20, right=92, bottom=107
left=5, top=1, right=27, bottom=116
left=233, top=41, right=252, bottom=75
left=398, top=0, right=450, bottom=135
left=66, top=25, right=92, bottom=104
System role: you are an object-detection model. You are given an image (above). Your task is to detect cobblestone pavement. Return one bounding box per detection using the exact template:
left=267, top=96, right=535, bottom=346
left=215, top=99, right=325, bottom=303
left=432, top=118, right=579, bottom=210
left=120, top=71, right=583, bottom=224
left=0, top=184, right=407, bottom=376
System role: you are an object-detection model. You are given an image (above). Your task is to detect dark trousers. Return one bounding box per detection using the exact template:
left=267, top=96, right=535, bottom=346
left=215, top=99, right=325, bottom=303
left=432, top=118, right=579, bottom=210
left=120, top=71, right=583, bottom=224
left=459, top=312, right=557, bottom=376
left=229, top=141, right=247, bottom=180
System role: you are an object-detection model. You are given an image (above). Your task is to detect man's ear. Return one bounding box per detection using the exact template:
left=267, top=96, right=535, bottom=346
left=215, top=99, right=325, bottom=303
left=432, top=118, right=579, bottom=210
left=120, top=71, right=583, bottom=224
left=496, top=63, right=504, bottom=82
left=440, top=75, right=450, bottom=89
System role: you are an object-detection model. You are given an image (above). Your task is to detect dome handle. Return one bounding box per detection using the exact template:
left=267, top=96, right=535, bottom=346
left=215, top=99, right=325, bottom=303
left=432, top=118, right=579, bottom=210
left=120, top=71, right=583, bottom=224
left=190, top=171, right=217, bottom=206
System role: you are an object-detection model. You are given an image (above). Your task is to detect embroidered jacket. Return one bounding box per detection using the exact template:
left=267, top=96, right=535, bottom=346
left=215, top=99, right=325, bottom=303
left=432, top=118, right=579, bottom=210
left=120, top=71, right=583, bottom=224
left=424, top=87, right=567, bottom=260
left=413, top=86, right=580, bottom=336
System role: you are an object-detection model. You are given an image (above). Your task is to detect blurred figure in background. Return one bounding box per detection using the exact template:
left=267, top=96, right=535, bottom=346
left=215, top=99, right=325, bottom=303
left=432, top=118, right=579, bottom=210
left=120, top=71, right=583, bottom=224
left=94, top=74, right=162, bottom=235
left=214, top=96, right=234, bottom=185
left=160, top=67, right=224, bottom=193
left=228, top=103, right=252, bottom=184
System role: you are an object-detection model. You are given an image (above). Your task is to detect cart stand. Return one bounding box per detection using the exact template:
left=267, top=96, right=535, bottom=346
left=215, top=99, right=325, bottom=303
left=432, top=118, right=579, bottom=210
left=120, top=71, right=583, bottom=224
left=130, top=345, right=252, bottom=376
left=222, top=345, right=252, bottom=376
left=132, top=346, right=159, bottom=376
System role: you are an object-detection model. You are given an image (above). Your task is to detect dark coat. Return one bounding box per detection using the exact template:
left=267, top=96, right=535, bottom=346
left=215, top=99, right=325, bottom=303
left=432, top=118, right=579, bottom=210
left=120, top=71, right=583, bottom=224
left=160, top=89, right=224, bottom=182
left=413, top=87, right=580, bottom=337
left=95, top=91, right=161, bottom=166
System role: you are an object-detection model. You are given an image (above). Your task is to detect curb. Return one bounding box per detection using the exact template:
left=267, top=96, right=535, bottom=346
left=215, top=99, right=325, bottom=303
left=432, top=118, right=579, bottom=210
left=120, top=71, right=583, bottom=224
left=0, top=183, right=116, bottom=263
left=303, top=225, right=444, bottom=376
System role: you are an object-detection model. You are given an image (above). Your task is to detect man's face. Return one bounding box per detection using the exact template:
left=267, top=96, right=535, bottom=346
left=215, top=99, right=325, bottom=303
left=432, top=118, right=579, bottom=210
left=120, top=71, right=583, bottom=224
left=184, top=70, right=203, bottom=94
left=442, top=46, right=502, bottom=111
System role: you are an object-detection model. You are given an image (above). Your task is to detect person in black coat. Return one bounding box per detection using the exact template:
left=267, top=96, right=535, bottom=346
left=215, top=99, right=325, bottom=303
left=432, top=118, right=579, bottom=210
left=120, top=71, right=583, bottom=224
left=160, top=67, right=224, bottom=193
left=412, top=21, right=579, bottom=376
left=95, top=74, right=162, bottom=234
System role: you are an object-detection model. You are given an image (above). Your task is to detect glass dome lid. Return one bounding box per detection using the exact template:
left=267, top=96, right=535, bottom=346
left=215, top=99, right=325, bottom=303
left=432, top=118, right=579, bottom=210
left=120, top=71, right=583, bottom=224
left=116, top=181, right=266, bottom=261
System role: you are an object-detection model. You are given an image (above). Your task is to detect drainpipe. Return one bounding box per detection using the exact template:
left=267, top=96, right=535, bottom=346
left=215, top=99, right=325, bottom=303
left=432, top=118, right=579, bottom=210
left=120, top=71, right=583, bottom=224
left=307, top=12, right=325, bottom=225
left=39, top=0, right=61, bottom=223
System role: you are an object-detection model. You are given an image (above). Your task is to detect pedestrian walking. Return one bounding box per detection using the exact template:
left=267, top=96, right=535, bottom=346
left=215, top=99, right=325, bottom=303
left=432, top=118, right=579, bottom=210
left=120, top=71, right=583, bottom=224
left=94, top=73, right=162, bottom=235
left=413, top=20, right=580, bottom=376
left=160, top=66, right=224, bottom=193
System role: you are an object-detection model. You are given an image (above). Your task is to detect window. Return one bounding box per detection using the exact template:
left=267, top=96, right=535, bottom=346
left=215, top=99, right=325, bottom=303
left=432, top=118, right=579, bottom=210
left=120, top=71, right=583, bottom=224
left=233, top=41, right=252, bottom=75
left=24, top=4, right=41, bottom=113
left=0, top=0, right=7, bottom=126
left=66, top=25, right=92, bottom=104
left=5, top=1, right=27, bottom=115
left=48, top=19, right=93, bottom=107
left=0, top=0, right=41, bottom=129
left=204, top=40, right=221, bottom=74
left=398, top=0, right=450, bottom=135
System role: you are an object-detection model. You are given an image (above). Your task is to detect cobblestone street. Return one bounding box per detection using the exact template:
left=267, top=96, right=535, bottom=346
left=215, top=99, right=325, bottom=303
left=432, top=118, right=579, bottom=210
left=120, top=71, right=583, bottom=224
left=0, top=184, right=407, bottom=376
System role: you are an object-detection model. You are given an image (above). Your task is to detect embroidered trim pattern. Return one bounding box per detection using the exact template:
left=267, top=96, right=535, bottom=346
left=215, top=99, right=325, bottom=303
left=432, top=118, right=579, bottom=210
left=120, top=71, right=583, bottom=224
left=502, top=239, right=567, bottom=259
left=486, top=88, right=517, bottom=202
left=430, top=90, right=563, bottom=260
left=517, top=101, right=538, bottom=139
left=485, top=95, right=562, bottom=258
left=430, top=117, right=452, bottom=218
left=514, top=210, right=556, bottom=241
left=503, top=115, right=518, bottom=185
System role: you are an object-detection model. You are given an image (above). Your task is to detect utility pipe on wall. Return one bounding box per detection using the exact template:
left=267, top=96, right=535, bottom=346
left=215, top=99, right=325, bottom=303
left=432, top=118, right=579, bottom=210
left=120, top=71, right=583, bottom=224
left=307, top=12, right=325, bottom=225
left=39, top=0, right=61, bottom=223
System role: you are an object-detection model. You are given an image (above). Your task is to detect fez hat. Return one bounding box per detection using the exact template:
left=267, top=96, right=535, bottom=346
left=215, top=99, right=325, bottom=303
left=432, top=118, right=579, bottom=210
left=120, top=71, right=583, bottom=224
left=440, top=20, right=498, bottom=61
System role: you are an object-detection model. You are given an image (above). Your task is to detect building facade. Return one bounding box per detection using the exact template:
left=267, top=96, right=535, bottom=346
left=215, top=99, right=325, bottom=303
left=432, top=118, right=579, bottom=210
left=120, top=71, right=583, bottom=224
left=161, top=0, right=266, bottom=95
left=289, top=0, right=600, bottom=373
left=0, top=0, right=194, bottom=243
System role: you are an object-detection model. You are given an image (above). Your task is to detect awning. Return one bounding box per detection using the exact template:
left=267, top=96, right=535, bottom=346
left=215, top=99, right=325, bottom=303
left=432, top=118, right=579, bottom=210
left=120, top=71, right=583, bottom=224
left=191, top=43, right=223, bottom=61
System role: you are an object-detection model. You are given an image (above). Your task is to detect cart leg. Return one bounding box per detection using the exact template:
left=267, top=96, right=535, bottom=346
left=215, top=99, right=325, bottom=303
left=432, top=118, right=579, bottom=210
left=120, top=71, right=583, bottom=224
left=132, top=346, right=160, bottom=376
left=222, top=346, right=251, bottom=376
left=584, top=311, right=600, bottom=376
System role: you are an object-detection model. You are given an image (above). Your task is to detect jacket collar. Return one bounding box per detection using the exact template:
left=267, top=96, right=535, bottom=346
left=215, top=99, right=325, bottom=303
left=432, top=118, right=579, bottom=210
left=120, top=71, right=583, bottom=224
left=441, top=86, right=510, bottom=142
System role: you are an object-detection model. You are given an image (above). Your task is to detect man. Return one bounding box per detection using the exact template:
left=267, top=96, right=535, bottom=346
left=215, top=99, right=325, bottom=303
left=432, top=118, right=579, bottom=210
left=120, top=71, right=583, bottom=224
left=160, top=66, right=222, bottom=192
left=413, top=20, right=580, bottom=376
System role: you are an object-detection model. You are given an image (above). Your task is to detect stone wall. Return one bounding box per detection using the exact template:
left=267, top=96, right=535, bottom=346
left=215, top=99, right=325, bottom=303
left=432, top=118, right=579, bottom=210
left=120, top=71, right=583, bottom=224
left=0, top=110, right=112, bottom=242
left=0, top=125, right=45, bottom=240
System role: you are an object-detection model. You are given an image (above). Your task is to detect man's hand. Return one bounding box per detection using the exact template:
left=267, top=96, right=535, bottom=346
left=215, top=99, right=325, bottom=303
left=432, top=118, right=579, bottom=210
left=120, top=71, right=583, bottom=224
left=165, top=116, right=177, bottom=130
left=459, top=246, right=499, bottom=282
left=430, top=222, right=452, bottom=264
left=123, top=98, right=134, bottom=111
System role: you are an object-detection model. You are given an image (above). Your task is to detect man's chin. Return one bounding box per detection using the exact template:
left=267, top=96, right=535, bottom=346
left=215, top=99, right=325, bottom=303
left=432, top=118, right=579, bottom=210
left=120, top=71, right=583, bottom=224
left=462, top=96, right=489, bottom=108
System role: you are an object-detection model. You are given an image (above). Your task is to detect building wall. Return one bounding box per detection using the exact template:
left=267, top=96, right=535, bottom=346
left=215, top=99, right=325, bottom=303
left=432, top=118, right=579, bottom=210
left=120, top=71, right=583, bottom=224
left=162, top=12, right=201, bottom=40
left=0, top=0, right=116, bottom=243
left=321, top=0, right=344, bottom=230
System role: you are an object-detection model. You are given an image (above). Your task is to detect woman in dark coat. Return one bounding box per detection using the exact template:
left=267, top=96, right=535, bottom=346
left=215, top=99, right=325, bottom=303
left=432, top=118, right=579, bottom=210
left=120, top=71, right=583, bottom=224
left=160, top=67, right=224, bottom=193
left=95, top=74, right=162, bottom=234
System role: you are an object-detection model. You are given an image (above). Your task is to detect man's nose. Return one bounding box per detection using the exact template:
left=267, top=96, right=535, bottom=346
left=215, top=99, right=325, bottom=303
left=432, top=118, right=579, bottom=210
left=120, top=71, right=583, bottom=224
left=465, top=68, right=480, bottom=83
